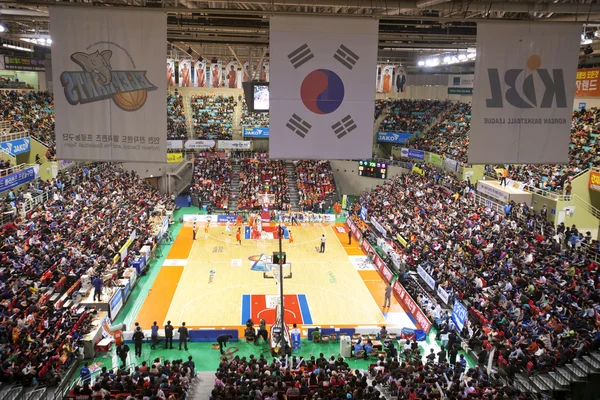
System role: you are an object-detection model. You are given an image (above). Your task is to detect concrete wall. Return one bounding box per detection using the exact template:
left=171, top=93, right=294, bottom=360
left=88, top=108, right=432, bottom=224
left=331, top=160, right=407, bottom=197
left=121, top=162, right=169, bottom=179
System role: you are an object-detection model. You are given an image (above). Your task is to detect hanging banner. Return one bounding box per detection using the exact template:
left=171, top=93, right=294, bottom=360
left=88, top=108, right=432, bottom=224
left=469, top=22, right=581, bottom=164
left=575, top=68, right=600, bottom=97
left=395, top=66, right=407, bottom=93
left=167, top=58, right=176, bottom=87
left=209, top=61, right=222, bottom=88
left=447, top=74, right=474, bottom=95
left=589, top=170, right=600, bottom=192
left=194, top=60, right=206, bottom=87
left=377, top=64, right=395, bottom=93
left=269, top=16, right=378, bottom=159
left=179, top=59, right=192, bottom=87
left=50, top=7, right=167, bottom=163
left=224, top=60, right=240, bottom=89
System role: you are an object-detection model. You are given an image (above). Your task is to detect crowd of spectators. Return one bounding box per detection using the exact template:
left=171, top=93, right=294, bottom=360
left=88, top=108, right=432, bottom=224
left=294, top=160, right=335, bottom=212
left=238, top=158, right=289, bottom=210
left=190, top=156, right=232, bottom=210
left=352, top=163, right=599, bottom=385
left=0, top=90, right=55, bottom=153
left=408, top=103, right=471, bottom=163
left=190, top=95, right=236, bottom=140
left=167, top=91, right=188, bottom=140
left=241, top=100, right=269, bottom=128
left=379, top=100, right=450, bottom=134
left=0, top=163, right=173, bottom=386
left=211, top=353, right=385, bottom=400
left=70, top=358, right=192, bottom=400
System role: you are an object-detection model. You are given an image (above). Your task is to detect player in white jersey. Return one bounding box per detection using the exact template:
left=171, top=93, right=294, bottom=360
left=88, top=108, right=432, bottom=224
left=225, top=220, right=232, bottom=235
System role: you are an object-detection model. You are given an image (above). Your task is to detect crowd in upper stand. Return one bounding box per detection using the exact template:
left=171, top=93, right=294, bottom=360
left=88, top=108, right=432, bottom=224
left=353, top=163, right=599, bottom=383
left=167, top=91, right=188, bottom=140
left=211, top=353, right=385, bottom=400
left=379, top=100, right=450, bottom=134
left=190, top=156, right=232, bottom=210
left=406, top=103, right=600, bottom=193
left=241, top=100, right=269, bottom=128
left=294, top=160, right=335, bottom=212
left=0, top=164, right=173, bottom=385
left=190, top=95, right=236, bottom=140
left=0, top=91, right=55, bottom=155
left=237, top=157, right=289, bottom=211
left=409, top=103, right=471, bottom=163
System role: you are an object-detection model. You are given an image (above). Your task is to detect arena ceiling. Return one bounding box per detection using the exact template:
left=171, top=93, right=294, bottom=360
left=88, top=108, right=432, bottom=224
left=0, top=0, right=599, bottom=67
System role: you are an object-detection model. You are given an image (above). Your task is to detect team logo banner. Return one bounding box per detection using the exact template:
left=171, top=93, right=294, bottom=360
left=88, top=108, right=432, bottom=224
left=269, top=16, right=378, bottom=159
left=469, top=22, right=580, bottom=165
left=50, top=7, right=167, bottom=162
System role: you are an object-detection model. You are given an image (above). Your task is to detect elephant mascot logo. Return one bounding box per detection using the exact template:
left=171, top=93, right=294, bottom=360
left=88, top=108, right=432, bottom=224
left=60, top=48, right=158, bottom=111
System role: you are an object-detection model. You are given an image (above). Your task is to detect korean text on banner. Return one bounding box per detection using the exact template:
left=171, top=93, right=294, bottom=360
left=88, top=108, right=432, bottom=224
left=392, top=281, right=431, bottom=332
left=269, top=16, right=378, bottom=159
left=575, top=68, right=600, bottom=97
left=417, top=266, right=436, bottom=291
left=218, top=140, right=252, bottom=150
left=400, top=148, right=425, bottom=160
left=0, top=166, right=39, bottom=193
left=469, top=22, right=581, bottom=164
left=50, top=7, right=167, bottom=163
left=589, top=170, right=600, bottom=192
left=167, top=153, right=183, bottom=163
left=452, top=301, right=468, bottom=332
left=167, top=140, right=183, bottom=149
left=0, top=137, right=30, bottom=155
left=184, top=140, right=215, bottom=149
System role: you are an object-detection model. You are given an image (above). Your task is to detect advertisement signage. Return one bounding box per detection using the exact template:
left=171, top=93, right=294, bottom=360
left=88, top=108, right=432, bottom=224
left=0, top=137, right=30, bottom=155
left=184, top=140, right=215, bottom=149
left=589, top=170, right=600, bottom=192
left=109, top=289, right=123, bottom=320
left=376, top=132, right=412, bottom=144
left=167, top=140, right=183, bottom=149
left=452, top=301, right=468, bottom=332
left=575, top=68, right=600, bottom=97
left=217, top=214, right=237, bottom=223
left=218, top=140, right=252, bottom=150
left=167, top=153, right=182, bottom=163
left=370, top=216, right=387, bottom=237
left=0, top=166, right=39, bottom=193
left=243, top=127, right=270, bottom=138
left=393, top=281, right=431, bottom=332
left=477, top=181, right=510, bottom=202
left=447, top=74, right=474, bottom=95
left=417, top=266, right=436, bottom=291
left=444, top=157, right=459, bottom=172
left=400, top=148, right=425, bottom=160
left=437, top=285, right=449, bottom=304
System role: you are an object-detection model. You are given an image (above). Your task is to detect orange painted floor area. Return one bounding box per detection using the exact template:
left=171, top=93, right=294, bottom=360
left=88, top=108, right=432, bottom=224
left=333, top=224, right=363, bottom=255
left=359, top=270, right=406, bottom=314
left=166, top=227, right=194, bottom=259
left=135, top=266, right=184, bottom=328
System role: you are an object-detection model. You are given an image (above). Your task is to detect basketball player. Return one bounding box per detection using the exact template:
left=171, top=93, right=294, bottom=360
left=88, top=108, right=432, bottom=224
left=236, top=228, right=242, bottom=245
left=225, top=220, right=232, bottom=235
left=288, top=230, right=294, bottom=246
left=235, top=214, right=243, bottom=227
left=192, top=222, right=197, bottom=240
left=204, top=221, right=210, bottom=238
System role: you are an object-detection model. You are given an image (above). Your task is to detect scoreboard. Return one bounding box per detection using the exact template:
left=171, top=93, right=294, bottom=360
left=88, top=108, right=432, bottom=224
left=358, top=160, right=387, bottom=179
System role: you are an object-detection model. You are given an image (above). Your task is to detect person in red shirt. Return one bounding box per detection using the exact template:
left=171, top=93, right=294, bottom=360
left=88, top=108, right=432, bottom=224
left=236, top=228, right=242, bottom=246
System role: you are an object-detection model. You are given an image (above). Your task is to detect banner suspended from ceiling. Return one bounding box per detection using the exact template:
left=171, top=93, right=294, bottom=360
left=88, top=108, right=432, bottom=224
left=269, top=16, right=378, bottom=159
left=468, top=21, right=580, bottom=165
left=50, top=7, right=167, bottom=162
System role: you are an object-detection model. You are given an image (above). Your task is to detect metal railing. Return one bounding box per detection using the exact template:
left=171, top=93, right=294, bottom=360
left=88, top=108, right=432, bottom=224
left=19, top=189, right=54, bottom=217
left=473, top=191, right=505, bottom=215
left=572, top=194, right=600, bottom=220
left=0, top=163, right=27, bottom=176
left=3, top=386, right=23, bottom=400
left=522, top=185, right=571, bottom=201
left=0, top=130, right=28, bottom=143
left=24, top=387, right=47, bottom=400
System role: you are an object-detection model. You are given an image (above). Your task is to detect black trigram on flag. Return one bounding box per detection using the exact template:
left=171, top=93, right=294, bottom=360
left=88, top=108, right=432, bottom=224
left=332, top=115, right=357, bottom=139
left=286, top=114, right=312, bottom=138
left=333, top=44, right=360, bottom=70
left=287, top=44, right=314, bottom=69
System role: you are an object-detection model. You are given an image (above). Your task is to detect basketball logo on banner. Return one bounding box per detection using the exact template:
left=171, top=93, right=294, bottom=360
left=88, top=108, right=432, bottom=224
left=62, top=48, right=158, bottom=111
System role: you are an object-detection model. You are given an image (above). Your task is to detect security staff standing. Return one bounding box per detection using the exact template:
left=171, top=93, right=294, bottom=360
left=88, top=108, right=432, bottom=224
left=165, top=321, right=174, bottom=349
left=133, top=327, right=144, bottom=357
left=178, top=322, right=189, bottom=351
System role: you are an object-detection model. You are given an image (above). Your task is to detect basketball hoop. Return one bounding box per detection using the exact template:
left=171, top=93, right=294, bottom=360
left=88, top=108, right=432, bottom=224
left=258, top=194, right=275, bottom=206
left=263, top=263, right=293, bottom=280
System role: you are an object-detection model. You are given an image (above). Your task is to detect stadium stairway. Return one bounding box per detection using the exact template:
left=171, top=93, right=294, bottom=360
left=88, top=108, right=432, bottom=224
left=188, top=372, right=214, bottom=400
left=285, top=161, right=300, bottom=211
left=183, top=92, right=194, bottom=138
left=227, top=161, right=241, bottom=213
left=512, top=350, right=600, bottom=397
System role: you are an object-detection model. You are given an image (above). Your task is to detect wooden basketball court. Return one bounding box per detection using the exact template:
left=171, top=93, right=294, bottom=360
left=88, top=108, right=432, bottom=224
left=134, top=220, right=414, bottom=334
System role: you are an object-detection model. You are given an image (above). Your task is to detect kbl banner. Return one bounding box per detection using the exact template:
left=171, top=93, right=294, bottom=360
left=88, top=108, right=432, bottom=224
left=0, top=166, right=39, bottom=193
left=452, top=301, right=468, bottom=332
left=243, top=127, right=270, bottom=138
left=400, top=148, right=425, bottom=160
left=376, top=132, right=412, bottom=144
left=0, top=137, right=30, bottom=155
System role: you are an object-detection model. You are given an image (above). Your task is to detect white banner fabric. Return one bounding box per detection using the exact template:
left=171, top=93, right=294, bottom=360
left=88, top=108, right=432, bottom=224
left=184, top=140, right=215, bottom=149
left=50, top=7, right=167, bottom=163
left=269, top=16, right=378, bottom=159
left=469, top=22, right=580, bottom=164
left=218, top=140, right=252, bottom=149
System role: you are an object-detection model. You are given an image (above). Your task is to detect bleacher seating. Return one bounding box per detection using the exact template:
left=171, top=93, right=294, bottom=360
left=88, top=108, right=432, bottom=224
left=167, top=91, right=188, bottom=140
left=238, top=157, right=289, bottom=210
left=241, top=99, right=269, bottom=128
left=294, top=160, right=335, bottom=212
left=379, top=99, right=450, bottom=134
left=190, top=95, right=236, bottom=140
left=190, top=156, right=232, bottom=210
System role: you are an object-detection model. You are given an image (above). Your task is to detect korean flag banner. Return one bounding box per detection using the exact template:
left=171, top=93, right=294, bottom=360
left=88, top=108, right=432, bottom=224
left=269, top=16, right=378, bottom=159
